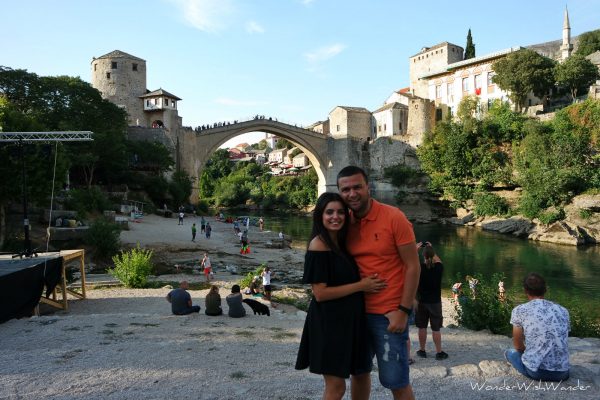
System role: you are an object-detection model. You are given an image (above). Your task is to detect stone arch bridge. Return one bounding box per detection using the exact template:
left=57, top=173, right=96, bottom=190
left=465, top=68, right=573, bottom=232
left=177, top=118, right=355, bottom=201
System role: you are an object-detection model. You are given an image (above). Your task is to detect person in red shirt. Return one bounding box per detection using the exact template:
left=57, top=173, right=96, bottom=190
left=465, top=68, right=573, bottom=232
left=337, top=165, right=420, bottom=400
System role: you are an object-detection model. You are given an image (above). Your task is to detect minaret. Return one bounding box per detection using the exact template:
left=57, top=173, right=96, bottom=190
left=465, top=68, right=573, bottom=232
left=560, top=6, right=573, bottom=61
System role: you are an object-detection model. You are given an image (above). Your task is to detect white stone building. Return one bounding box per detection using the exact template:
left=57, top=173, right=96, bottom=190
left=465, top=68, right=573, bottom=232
left=268, top=148, right=287, bottom=164
left=372, top=102, right=409, bottom=138
left=293, top=153, right=310, bottom=168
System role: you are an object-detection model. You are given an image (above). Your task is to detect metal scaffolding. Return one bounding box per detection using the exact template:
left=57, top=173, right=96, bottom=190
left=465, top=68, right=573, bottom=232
left=0, top=131, right=93, bottom=257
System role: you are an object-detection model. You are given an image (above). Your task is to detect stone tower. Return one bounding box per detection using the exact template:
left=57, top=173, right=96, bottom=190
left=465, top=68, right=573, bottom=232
left=560, top=7, right=573, bottom=61
left=91, top=50, right=147, bottom=126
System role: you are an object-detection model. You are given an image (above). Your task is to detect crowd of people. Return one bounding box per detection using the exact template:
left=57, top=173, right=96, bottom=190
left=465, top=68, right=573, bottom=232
left=167, top=165, right=572, bottom=400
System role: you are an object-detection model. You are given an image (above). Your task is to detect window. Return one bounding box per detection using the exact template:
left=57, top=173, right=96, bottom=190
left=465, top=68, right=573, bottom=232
left=384, top=124, right=387, bottom=132
left=436, top=108, right=443, bottom=121
left=436, top=85, right=442, bottom=98
left=106, top=72, right=111, bottom=79
left=132, top=63, right=138, bottom=71
left=94, top=64, right=97, bottom=71
left=475, top=74, right=482, bottom=89
left=378, top=125, right=381, bottom=132
left=336, top=125, right=340, bottom=132
left=111, top=61, right=117, bottom=69
left=447, top=83, right=454, bottom=97
left=487, top=72, right=495, bottom=86
left=462, top=77, right=470, bottom=92
left=399, top=122, right=402, bottom=131
left=164, top=98, right=169, bottom=106
left=146, top=100, right=150, bottom=107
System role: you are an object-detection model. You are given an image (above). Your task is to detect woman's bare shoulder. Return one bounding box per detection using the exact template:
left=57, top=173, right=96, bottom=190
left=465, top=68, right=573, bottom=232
left=308, top=236, right=330, bottom=251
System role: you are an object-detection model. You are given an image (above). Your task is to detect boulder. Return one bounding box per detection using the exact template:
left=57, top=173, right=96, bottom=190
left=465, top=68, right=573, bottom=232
left=481, top=217, right=533, bottom=237
left=573, top=194, right=600, bottom=211
left=528, top=221, right=587, bottom=246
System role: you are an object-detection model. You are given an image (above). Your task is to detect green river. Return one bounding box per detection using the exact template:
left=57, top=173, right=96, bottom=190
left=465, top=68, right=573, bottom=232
left=244, top=212, right=600, bottom=306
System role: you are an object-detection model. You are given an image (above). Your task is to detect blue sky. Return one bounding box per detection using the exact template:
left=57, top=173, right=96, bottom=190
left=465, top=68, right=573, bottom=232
left=2, top=0, right=599, bottom=147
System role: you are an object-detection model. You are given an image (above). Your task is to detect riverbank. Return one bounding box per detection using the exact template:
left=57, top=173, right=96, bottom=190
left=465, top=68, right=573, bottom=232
left=1, top=214, right=598, bottom=399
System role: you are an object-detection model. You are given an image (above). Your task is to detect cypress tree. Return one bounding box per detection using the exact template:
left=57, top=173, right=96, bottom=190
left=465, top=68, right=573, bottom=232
left=464, top=29, right=476, bottom=59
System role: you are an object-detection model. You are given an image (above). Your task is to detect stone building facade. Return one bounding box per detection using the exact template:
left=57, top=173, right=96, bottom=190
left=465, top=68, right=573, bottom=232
left=328, top=106, right=372, bottom=140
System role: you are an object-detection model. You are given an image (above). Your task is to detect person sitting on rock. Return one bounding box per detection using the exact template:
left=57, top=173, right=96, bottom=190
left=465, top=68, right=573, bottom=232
left=205, top=285, right=223, bottom=316
left=226, top=285, right=246, bottom=318
left=504, top=273, right=570, bottom=382
left=166, top=281, right=200, bottom=315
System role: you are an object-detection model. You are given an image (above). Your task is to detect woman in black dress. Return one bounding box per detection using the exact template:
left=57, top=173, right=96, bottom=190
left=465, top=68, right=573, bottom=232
left=295, top=192, right=386, bottom=400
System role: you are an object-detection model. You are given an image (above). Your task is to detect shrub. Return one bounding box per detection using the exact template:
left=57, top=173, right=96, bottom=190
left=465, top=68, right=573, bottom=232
left=538, top=208, right=565, bottom=225
left=454, top=273, right=514, bottom=335
left=84, top=219, right=120, bottom=259
left=65, top=187, right=113, bottom=217
left=109, top=245, right=154, bottom=288
left=196, top=199, right=210, bottom=214
left=473, top=192, right=510, bottom=217
left=547, top=293, right=600, bottom=338
left=239, top=265, right=266, bottom=289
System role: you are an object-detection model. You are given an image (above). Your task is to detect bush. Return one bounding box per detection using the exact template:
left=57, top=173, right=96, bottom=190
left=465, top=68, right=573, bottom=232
left=196, top=199, right=210, bottom=214
left=65, top=187, right=113, bottom=218
left=547, top=293, right=600, bottom=338
left=454, top=273, right=514, bottom=335
left=239, top=265, right=266, bottom=289
left=538, top=208, right=565, bottom=225
left=84, top=219, right=120, bottom=259
left=473, top=192, right=510, bottom=217
left=109, top=245, right=154, bottom=288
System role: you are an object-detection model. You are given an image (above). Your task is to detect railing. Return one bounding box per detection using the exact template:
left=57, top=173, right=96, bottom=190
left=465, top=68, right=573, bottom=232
left=183, top=115, right=317, bottom=134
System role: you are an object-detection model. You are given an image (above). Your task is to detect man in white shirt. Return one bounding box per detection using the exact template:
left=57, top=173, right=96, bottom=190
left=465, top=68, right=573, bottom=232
left=505, top=273, right=570, bottom=382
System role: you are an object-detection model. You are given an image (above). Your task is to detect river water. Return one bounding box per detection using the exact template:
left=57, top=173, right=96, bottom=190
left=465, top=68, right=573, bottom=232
left=246, top=212, right=600, bottom=305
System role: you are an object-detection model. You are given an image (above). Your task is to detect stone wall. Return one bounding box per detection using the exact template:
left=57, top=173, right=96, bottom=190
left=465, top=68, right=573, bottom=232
left=127, top=127, right=176, bottom=151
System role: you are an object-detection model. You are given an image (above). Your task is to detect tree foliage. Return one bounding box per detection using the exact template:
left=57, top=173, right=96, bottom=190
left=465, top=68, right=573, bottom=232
left=464, top=28, right=476, bottom=60
left=492, top=49, right=556, bottom=111
left=554, top=55, right=599, bottom=101
left=575, top=29, right=600, bottom=57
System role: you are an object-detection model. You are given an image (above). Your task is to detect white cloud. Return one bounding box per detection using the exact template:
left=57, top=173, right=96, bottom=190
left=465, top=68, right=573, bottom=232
left=168, top=0, right=234, bottom=33
left=304, top=43, right=346, bottom=64
left=245, top=20, right=265, bottom=34
left=214, top=97, right=268, bottom=107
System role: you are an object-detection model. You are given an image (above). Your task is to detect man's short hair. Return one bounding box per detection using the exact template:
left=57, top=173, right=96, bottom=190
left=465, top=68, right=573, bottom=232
left=336, top=166, right=369, bottom=187
left=231, top=284, right=241, bottom=293
left=523, top=273, right=546, bottom=296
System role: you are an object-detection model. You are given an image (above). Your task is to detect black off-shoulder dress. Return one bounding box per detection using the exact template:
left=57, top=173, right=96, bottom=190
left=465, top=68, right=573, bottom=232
left=295, top=250, right=372, bottom=378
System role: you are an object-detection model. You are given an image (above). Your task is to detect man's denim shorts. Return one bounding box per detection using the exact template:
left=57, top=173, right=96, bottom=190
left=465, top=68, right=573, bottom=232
left=366, top=314, right=410, bottom=389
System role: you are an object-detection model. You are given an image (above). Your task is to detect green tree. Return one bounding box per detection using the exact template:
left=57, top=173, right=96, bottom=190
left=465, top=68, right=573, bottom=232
left=574, top=29, right=600, bottom=57
left=169, top=170, right=194, bottom=207
left=275, top=137, right=294, bottom=150
left=127, top=141, right=174, bottom=174
left=554, top=55, right=599, bottom=102
left=492, top=49, right=556, bottom=111
left=464, top=28, right=476, bottom=60
left=199, top=149, right=232, bottom=198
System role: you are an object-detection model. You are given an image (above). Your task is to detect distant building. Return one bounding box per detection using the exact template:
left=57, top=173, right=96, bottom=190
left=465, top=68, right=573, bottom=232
left=372, top=102, right=408, bottom=138
left=268, top=148, right=287, bottom=163
left=293, top=153, right=310, bottom=168
left=329, top=106, right=372, bottom=140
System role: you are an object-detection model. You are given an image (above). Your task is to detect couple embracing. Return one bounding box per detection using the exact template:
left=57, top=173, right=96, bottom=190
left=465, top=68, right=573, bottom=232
left=295, top=166, right=420, bottom=400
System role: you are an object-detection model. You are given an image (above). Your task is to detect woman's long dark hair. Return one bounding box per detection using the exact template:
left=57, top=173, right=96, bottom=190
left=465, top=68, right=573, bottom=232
left=423, top=245, right=435, bottom=269
left=308, top=192, right=350, bottom=255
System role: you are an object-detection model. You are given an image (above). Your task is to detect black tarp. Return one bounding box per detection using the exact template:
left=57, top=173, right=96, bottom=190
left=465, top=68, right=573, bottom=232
left=0, top=256, right=63, bottom=323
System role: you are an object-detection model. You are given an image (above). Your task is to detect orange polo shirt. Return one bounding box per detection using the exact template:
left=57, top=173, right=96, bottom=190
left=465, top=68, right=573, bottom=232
left=347, top=199, right=416, bottom=314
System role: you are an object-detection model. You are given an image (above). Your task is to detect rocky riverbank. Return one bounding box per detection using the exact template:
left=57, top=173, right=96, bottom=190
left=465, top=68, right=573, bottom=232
left=446, top=194, right=600, bottom=246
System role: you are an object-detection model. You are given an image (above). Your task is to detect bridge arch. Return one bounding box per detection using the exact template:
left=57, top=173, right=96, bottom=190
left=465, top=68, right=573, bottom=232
left=180, top=119, right=331, bottom=201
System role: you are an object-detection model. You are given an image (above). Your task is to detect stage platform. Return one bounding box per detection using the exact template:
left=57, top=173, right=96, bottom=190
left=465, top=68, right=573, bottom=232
left=0, top=250, right=87, bottom=323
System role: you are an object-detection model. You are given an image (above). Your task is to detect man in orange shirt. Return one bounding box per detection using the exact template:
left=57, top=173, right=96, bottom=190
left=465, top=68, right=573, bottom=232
left=337, top=165, right=420, bottom=400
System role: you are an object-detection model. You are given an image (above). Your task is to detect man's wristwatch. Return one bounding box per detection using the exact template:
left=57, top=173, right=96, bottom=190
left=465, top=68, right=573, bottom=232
left=398, top=304, right=412, bottom=316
